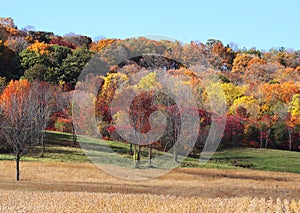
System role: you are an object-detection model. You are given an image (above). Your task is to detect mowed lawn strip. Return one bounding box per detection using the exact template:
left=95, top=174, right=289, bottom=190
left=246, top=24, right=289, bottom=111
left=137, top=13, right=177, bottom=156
left=0, top=131, right=299, bottom=174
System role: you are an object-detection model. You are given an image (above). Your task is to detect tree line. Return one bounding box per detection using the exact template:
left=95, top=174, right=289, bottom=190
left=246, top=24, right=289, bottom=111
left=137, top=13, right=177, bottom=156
left=1, top=17, right=300, bottom=178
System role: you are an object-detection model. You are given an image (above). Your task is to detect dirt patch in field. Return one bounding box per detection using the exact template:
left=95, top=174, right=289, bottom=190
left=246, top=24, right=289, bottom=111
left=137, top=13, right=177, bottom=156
left=0, top=161, right=299, bottom=199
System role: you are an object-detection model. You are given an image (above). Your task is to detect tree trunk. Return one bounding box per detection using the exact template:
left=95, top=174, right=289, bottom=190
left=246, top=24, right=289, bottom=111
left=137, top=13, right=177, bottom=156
left=16, top=155, right=20, bottom=181
left=288, top=129, right=292, bottom=151
left=72, top=132, right=77, bottom=147
left=265, top=129, right=270, bottom=149
left=137, top=145, right=141, bottom=167
left=174, top=125, right=178, bottom=162
left=174, top=143, right=178, bottom=163
left=129, top=143, right=133, bottom=155
left=134, top=145, right=141, bottom=168
left=71, top=122, right=77, bottom=146
left=148, top=144, right=152, bottom=167
left=260, top=131, right=263, bottom=149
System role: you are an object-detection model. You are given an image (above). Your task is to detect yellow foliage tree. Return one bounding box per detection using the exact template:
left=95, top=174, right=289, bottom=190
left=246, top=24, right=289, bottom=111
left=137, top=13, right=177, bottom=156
left=221, top=83, right=245, bottom=106
left=230, top=96, right=260, bottom=117
left=90, top=38, right=119, bottom=52
left=27, top=41, right=50, bottom=55
left=289, top=94, right=300, bottom=121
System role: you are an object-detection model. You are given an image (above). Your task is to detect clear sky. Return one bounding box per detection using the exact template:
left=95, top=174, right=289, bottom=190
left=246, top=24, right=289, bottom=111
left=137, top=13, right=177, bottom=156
left=2, top=0, right=300, bottom=50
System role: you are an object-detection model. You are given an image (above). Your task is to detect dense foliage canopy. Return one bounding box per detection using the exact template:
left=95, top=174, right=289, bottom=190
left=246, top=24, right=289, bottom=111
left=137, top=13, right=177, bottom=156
left=1, top=17, right=300, bottom=154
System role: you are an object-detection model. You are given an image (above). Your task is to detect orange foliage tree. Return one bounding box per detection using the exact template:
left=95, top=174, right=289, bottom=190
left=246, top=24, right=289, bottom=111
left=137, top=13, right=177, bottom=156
left=90, top=38, right=119, bottom=52
left=0, top=80, right=56, bottom=180
left=0, top=80, right=36, bottom=180
left=231, top=53, right=253, bottom=74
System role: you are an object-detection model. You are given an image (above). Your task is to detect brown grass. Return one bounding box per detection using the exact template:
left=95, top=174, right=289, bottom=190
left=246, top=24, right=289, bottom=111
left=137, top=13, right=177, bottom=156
left=0, top=161, right=300, bottom=212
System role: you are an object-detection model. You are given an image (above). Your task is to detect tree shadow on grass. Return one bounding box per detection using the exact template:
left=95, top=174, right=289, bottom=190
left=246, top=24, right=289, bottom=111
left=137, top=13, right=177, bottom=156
left=80, top=142, right=129, bottom=155
left=212, top=156, right=254, bottom=161
left=45, top=133, right=75, bottom=147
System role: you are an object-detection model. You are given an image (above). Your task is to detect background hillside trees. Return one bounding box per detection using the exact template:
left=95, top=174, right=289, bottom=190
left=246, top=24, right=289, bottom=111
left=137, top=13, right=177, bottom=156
left=0, top=17, right=300, bottom=156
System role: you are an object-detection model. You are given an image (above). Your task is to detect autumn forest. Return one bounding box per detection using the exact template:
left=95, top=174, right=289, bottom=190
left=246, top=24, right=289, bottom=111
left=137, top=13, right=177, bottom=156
left=0, top=15, right=300, bottom=168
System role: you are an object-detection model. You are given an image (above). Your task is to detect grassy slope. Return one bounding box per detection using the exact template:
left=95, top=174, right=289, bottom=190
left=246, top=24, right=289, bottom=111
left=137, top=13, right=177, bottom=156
left=0, top=131, right=300, bottom=174
left=208, top=148, right=300, bottom=173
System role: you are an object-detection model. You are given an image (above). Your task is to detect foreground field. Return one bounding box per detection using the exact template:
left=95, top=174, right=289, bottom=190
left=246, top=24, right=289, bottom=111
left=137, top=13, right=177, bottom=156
left=1, top=132, right=300, bottom=211
left=1, top=190, right=300, bottom=212
left=1, top=161, right=300, bottom=212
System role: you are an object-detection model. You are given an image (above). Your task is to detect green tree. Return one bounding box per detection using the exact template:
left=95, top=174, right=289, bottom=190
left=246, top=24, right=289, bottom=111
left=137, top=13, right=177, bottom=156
left=24, top=64, right=48, bottom=82
left=272, top=121, right=288, bottom=149
left=61, top=48, right=93, bottom=88
left=0, top=43, right=21, bottom=80
left=20, top=49, right=49, bottom=70
left=48, top=44, right=72, bottom=66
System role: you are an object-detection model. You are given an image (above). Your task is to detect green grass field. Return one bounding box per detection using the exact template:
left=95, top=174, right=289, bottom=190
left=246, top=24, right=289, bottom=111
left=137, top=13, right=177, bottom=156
left=1, top=131, right=300, bottom=174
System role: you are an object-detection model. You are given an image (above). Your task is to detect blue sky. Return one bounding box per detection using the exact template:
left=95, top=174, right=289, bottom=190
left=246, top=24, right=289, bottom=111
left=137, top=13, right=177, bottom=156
left=2, top=0, right=300, bottom=50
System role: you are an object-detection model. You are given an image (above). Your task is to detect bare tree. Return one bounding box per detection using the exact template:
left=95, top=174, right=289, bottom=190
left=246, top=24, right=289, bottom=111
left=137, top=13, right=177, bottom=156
left=32, top=81, right=57, bottom=156
left=0, top=80, right=57, bottom=180
left=5, top=36, right=28, bottom=54
left=0, top=80, right=39, bottom=180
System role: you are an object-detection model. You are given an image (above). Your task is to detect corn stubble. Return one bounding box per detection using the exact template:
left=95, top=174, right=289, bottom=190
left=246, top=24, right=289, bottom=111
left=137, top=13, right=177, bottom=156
left=1, top=161, right=300, bottom=212
left=1, top=190, right=299, bottom=212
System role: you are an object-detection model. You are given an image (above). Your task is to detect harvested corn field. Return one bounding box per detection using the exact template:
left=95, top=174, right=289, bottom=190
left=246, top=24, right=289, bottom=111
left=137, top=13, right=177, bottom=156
left=1, top=190, right=300, bottom=213
left=0, top=161, right=300, bottom=212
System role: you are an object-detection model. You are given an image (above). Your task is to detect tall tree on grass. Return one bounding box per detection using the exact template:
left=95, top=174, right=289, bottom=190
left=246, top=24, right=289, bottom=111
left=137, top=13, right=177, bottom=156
left=129, top=92, right=156, bottom=168
left=32, top=81, right=58, bottom=156
left=0, top=80, right=38, bottom=180
left=0, top=79, right=56, bottom=180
